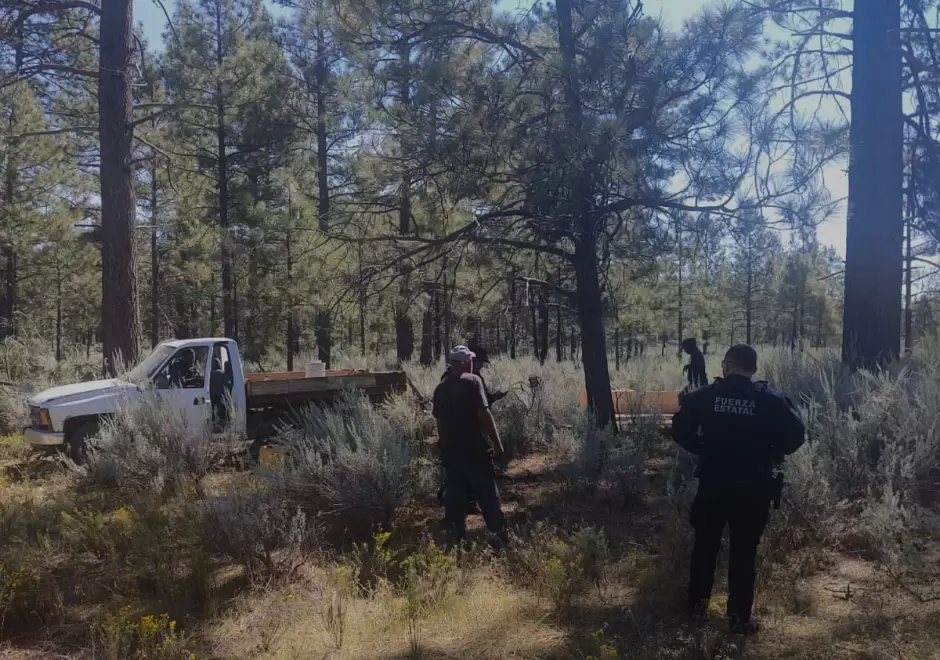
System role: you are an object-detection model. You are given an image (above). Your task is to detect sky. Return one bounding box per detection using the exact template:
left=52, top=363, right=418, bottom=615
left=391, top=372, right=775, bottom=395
left=132, top=0, right=849, bottom=256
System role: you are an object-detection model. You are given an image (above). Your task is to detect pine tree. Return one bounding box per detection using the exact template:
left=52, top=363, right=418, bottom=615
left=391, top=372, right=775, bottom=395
left=163, top=0, right=295, bottom=341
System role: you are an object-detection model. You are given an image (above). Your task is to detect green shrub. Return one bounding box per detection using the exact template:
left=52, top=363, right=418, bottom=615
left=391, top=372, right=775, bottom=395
left=86, top=393, right=229, bottom=496
left=511, top=524, right=610, bottom=611
left=199, top=481, right=310, bottom=582
left=551, top=411, right=647, bottom=500
left=91, top=606, right=190, bottom=660
left=272, top=392, right=429, bottom=531
left=0, top=561, right=39, bottom=638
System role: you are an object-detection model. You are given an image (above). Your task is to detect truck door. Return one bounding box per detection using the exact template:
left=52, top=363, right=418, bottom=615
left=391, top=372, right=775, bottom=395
left=211, top=341, right=247, bottom=436
left=152, top=345, right=212, bottom=432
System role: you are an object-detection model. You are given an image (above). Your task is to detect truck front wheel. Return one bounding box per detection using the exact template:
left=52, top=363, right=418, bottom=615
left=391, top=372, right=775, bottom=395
left=65, top=421, right=99, bottom=465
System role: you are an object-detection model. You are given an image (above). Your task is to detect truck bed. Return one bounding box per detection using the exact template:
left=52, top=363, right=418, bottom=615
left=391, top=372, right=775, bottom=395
left=245, top=370, right=407, bottom=408
left=245, top=369, right=369, bottom=383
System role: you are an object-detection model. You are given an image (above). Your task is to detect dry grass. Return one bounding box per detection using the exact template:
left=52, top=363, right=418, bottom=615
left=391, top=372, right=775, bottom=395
left=208, top=570, right=564, bottom=659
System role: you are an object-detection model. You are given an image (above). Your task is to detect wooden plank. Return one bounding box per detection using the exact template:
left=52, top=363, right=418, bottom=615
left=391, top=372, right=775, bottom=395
left=248, top=385, right=401, bottom=408
left=245, top=371, right=407, bottom=408
left=372, top=371, right=408, bottom=391
left=247, top=373, right=378, bottom=397
left=245, top=369, right=367, bottom=383
left=579, top=389, right=682, bottom=415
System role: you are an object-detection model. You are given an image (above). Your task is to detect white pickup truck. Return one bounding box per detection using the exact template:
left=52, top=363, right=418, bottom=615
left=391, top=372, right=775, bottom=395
left=24, top=337, right=407, bottom=460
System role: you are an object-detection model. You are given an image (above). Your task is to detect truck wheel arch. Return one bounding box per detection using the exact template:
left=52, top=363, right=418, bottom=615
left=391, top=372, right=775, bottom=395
left=63, top=415, right=112, bottom=464
left=63, top=414, right=112, bottom=440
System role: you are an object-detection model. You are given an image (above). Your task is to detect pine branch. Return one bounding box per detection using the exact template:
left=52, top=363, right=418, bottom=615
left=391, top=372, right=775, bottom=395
left=0, top=64, right=99, bottom=88
left=7, top=126, right=97, bottom=140
left=129, top=103, right=216, bottom=128
left=4, top=0, right=101, bottom=35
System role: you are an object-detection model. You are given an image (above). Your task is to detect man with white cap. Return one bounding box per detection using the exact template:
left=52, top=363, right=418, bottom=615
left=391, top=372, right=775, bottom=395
left=432, top=345, right=509, bottom=547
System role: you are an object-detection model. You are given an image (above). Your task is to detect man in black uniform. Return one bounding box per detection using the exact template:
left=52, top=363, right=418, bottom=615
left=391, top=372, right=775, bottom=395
left=671, top=344, right=805, bottom=634
left=433, top=345, right=508, bottom=547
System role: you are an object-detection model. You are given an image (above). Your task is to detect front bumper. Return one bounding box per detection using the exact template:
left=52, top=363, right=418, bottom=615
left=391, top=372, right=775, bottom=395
left=24, top=427, right=65, bottom=447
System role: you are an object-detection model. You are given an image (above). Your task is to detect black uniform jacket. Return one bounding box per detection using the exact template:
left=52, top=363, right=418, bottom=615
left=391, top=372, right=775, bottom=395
left=671, top=374, right=806, bottom=494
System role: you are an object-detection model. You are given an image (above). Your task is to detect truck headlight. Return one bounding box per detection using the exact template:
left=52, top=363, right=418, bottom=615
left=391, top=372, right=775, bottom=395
left=38, top=408, right=51, bottom=428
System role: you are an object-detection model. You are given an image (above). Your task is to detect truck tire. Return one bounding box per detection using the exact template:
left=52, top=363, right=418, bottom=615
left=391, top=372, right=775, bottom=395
left=65, top=420, right=98, bottom=465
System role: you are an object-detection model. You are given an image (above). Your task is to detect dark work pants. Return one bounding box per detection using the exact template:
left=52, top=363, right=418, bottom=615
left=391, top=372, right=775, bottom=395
left=437, top=477, right=477, bottom=510
left=688, top=489, right=770, bottom=620
left=443, top=460, right=506, bottom=543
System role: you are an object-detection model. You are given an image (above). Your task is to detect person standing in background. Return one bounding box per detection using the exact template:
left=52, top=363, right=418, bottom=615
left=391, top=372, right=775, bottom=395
left=433, top=346, right=509, bottom=548
left=682, top=338, right=708, bottom=388
left=680, top=338, right=708, bottom=404
left=438, top=335, right=506, bottom=511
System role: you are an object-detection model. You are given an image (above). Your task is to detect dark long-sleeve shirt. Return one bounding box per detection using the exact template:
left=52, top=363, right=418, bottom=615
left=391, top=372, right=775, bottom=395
left=671, top=374, right=806, bottom=493
left=440, top=366, right=503, bottom=406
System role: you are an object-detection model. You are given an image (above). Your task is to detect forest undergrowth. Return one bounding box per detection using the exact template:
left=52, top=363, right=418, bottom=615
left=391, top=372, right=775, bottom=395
left=0, top=338, right=937, bottom=658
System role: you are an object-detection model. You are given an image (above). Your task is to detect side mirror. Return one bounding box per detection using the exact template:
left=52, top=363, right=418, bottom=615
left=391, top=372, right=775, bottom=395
left=154, top=373, right=170, bottom=390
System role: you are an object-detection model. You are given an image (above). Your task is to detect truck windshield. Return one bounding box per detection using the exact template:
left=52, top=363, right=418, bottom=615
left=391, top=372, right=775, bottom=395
left=124, top=345, right=177, bottom=385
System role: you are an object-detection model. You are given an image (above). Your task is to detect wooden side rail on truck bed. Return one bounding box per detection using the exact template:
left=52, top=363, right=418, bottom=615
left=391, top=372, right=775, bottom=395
left=578, top=389, right=682, bottom=416
left=245, top=369, right=369, bottom=383
left=578, top=388, right=681, bottom=433
left=245, top=370, right=407, bottom=407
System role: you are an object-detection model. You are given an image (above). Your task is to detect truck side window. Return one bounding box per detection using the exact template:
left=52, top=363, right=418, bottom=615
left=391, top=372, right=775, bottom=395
left=210, top=345, right=231, bottom=430
left=155, top=347, right=210, bottom=389
left=214, top=345, right=234, bottom=393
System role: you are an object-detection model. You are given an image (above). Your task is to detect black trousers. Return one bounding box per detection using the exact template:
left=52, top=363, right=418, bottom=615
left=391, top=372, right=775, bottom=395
left=437, top=479, right=477, bottom=509
left=688, top=488, right=770, bottom=620
left=443, top=460, right=506, bottom=543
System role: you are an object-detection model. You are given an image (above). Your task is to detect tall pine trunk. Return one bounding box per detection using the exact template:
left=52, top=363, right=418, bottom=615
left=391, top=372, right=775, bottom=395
left=148, top=81, right=160, bottom=348
left=745, top=254, right=753, bottom=345
left=394, top=41, right=414, bottom=363
left=555, top=277, right=563, bottom=362
left=286, top=223, right=294, bottom=371
left=573, top=236, right=614, bottom=427
left=557, top=0, right=613, bottom=429
left=509, top=274, right=517, bottom=359
left=55, top=249, right=62, bottom=362
left=614, top=327, right=621, bottom=371
left=529, top=284, right=539, bottom=358
left=904, top=182, right=914, bottom=355
left=443, top=274, right=452, bottom=353
left=358, top=242, right=367, bottom=355
left=842, top=0, right=903, bottom=368
left=315, top=24, right=330, bottom=231
left=316, top=308, right=332, bottom=368
left=2, top=246, right=14, bottom=338
left=2, top=28, right=21, bottom=340
left=3, top=84, right=15, bottom=339
left=149, top=156, right=160, bottom=348
left=99, top=0, right=141, bottom=373
left=215, top=7, right=234, bottom=339
left=537, top=285, right=549, bottom=364
left=419, top=303, right=433, bottom=366
left=433, top=285, right=442, bottom=362
left=676, top=228, right=684, bottom=354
